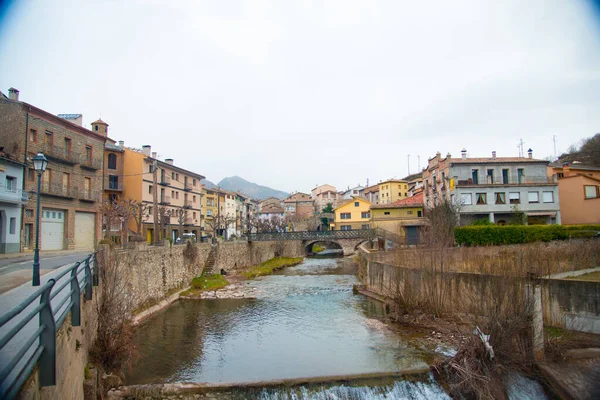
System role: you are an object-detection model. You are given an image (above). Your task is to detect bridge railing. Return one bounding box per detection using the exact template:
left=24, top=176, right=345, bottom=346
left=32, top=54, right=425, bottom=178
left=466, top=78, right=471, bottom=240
left=247, top=229, right=376, bottom=242
left=0, top=252, right=100, bottom=399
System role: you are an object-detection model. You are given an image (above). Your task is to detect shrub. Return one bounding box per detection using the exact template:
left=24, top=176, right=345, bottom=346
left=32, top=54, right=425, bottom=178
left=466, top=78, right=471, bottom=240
left=471, top=219, right=493, bottom=226
left=455, top=225, right=600, bottom=246
left=243, top=257, right=304, bottom=279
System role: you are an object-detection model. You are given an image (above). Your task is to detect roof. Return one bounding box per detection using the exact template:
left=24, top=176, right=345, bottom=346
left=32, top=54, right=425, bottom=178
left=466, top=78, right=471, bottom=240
left=449, top=157, right=547, bottom=164
left=283, top=192, right=311, bottom=202
left=260, top=205, right=284, bottom=214
left=333, top=196, right=371, bottom=211
left=559, top=174, right=600, bottom=183
left=105, top=143, right=124, bottom=152
left=371, top=193, right=424, bottom=209
left=57, top=113, right=82, bottom=119
left=550, top=163, right=600, bottom=172
left=363, top=185, right=380, bottom=194
left=379, top=179, right=408, bottom=184
left=92, top=119, right=108, bottom=125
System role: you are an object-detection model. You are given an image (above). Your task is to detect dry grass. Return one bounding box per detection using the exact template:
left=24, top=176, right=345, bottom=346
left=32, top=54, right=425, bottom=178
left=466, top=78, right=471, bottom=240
left=391, top=239, right=600, bottom=278
left=566, top=270, right=600, bottom=282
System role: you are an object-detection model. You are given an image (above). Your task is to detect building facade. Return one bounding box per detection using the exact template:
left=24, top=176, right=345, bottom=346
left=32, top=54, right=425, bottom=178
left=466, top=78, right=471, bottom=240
left=283, top=192, right=314, bottom=219
left=0, top=88, right=106, bottom=251
left=311, top=184, right=339, bottom=209
left=548, top=163, right=600, bottom=225
left=370, top=193, right=426, bottom=244
left=0, top=155, right=29, bottom=253
left=423, top=149, right=561, bottom=225
left=330, top=197, right=372, bottom=231
left=378, top=179, right=409, bottom=205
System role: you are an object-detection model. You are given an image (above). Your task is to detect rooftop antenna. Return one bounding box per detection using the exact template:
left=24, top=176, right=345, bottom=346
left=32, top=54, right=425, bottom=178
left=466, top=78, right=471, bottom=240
left=517, top=138, right=524, bottom=157
left=553, top=135, right=558, bottom=159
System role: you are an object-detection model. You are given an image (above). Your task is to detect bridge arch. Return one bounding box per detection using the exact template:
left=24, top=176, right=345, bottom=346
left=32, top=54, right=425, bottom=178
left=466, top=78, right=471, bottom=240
left=304, top=240, right=343, bottom=254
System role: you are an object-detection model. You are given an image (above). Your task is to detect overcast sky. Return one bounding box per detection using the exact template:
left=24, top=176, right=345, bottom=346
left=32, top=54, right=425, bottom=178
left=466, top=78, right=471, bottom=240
left=1, top=0, right=599, bottom=193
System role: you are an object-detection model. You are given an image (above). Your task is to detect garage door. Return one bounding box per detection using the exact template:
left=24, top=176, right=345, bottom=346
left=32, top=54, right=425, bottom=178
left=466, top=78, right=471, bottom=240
left=75, top=212, right=95, bottom=250
left=42, top=209, right=65, bottom=250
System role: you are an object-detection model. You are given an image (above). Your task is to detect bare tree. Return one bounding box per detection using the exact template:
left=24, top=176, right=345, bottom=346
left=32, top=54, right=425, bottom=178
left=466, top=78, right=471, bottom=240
left=102, top=198, right=135, bottom=245
left=129, top=200, right=149, bottom=237
left=175, top=206, right=187, bottom=239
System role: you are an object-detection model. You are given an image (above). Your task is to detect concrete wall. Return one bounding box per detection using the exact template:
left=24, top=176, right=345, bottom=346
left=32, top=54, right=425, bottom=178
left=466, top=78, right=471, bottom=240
left=362, top=259, right=600, bottom=334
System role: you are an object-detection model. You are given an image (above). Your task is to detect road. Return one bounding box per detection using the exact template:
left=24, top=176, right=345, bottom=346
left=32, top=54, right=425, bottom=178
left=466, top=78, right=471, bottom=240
left=0, top=251, right=90, bottom=294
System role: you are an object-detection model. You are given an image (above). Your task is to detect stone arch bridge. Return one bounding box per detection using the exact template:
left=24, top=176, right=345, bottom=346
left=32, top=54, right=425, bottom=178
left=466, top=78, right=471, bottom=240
left=247, top=229, right=401, bottom=256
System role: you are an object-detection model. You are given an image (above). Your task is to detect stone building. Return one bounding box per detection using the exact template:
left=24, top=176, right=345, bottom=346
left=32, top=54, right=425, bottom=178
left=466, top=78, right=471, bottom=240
left=0, top=154, right=29, bottom=252
left=311, top=184, right=339, bottom=209
left=283, top=192, right=314, bottom=219
left=0, top=87, right=106, bottom=251
left=423, top=149, right=561, bottom=225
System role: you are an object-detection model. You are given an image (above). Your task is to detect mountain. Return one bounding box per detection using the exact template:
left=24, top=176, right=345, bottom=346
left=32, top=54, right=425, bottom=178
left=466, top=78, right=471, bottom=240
left=217, top=176, right=288, bottom=200
left=200, top=179, right=217, bottom=189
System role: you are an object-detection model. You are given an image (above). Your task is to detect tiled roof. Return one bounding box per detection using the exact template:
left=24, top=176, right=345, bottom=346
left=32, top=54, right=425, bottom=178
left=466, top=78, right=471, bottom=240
left=559, top=174, right=600, bottom=183
left=363, top=185, right=379, bottom=194
left=550, top=163, right=600, bottom=171
left=450, top=157, right=547, bottom=164
left=371, top=193, right=424, bottom=209
left=379, top=179, right=408, bottom=184
left=333, top=196, right=371, bottom=211
left=57, top=113, right=82, bottom=119
left=92, top=119, right=108, bottom=125
left=260, top=205, right=284, bottom=214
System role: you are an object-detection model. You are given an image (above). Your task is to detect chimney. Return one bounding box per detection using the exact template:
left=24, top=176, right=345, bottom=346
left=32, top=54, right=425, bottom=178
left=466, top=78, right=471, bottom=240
left=527, top=148, right=533, bottom=159
left=8, top=87, right=19, bottom=101
left=492, top=151, right=496, bottom=159
left=563, top=163, right=570, bottom=177
left=446, top=153, right=451, bottom=159
left=165, top=158, right=174, bottom=165
left=151, top=151, right=157, bottom=159
left=461, top=148, right=467, bottom=160
left=142, top=145, right=151, bottom=156
left=118, top=140, right=124, bottom=147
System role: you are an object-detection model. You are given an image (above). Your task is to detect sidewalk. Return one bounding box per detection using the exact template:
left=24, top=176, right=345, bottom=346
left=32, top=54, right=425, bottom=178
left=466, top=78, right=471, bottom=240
left=0, top=248, right=84, bottom=261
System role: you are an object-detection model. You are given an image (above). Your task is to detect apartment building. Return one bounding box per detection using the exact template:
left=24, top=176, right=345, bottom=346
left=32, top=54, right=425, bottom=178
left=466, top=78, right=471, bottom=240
left=378, top=179, right=409, bottom=205
left=361, top=184, right=380, bottom=205
left=201, top=186, right=218, bottom=234
left=0, top=88, right=106, bottom=251
left=311, top=184, right=339, bottom=209
left=259, top=197, right=282, bottom=211
left=283, top=192, right=314, bottom=219
left=370, top=193, right=426, bottom=244
left=423, top=149, right=560, bottom=225
left=330, top=197, right=372, bottom=231
left=340, top=185, right=364, bottom=200
left=548, top=163, right=600, bottom=225
left=121, top=145, right=204, bottom=243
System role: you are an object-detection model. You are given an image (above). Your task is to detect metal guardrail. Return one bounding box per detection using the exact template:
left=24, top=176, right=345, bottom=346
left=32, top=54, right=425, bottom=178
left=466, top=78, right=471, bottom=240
left=0, top=252, right=99, bottom=399
left=247, top=229, right=377, bottom=241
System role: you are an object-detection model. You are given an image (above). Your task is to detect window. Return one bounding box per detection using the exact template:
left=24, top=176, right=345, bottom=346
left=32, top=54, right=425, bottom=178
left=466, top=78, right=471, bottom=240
left=64, top=138, right=71, bottom=157
left=341, top=225, right=352, bottom=231
left=207, top=209, right=213, bottom=216
left=502, top=169, right=509, bottom=184
left=528, top=191, right=539, bottom=203
left=193, top=212, right=196, bottom=219
left=487, top=169, right=494, bottom=184
left=109, top=175, right=119, bottom=189
left=384, top=211, right=390, bottom=215
left=417, top=210, right=422, bottom=217
left=94, top=125, right=98, bottom=131
left=193, top=195, right=196, bottom=203
left=509, top=192, right=520, bottom=204
left=62, top=173, right=70, bottom=195
left=84, top=177, right=91, bottom=198
left=193, top=179, right=196, bottom=186
left=407, top=211, right=413, bottom=215
left=107, top=153, right=117, bottom=169
left=108, top=193, right=118, bottom=203
left=44, top=131, right=53, bottom=148
left=584, top=185, right=598, bottom=199
left=148, top=185, right=153, bottom=194
left=27, top=168, right=34, bottom=181
left=471, top=169, right=479, bottom=184
left=557, top=172, right=564, bottom=178
left=354, top=201, right=359, bottom=207
left=361, top=224, right=370, bottom=230
left=361, top=211, right=370, bottom=218
left=495, top=192, right=506, bottom=204
left=85, top=146, right=92, bottom=161
left=148, top=206, right=153, bottom=215
left=5, top=176, right=16, bottom=191
left=517, top=168, right=524, bottom=184
left=149, top=164, right=153, bottom=173
left=543, top=191, right=554, bottom=203
left=460, top=193, right=472, bottom=205
left=340, top=212, right=351, bottom=219
left=171, top=172, right=175, bottom=179
left=9, top=217, right=16, bottom=234
left=476, top=193, right=487, bottom=205
left=29, top=129, right=37, bottom=143
left=25, top=209, right=33, bottom=218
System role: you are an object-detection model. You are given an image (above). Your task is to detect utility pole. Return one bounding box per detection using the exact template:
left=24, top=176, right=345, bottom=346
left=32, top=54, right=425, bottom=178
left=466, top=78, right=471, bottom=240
left=417, top=155, right=421, bottom=171
left=152, top=160, right=158, bottom=244
left=407, top=154, right=411, bottom=176
left=553, top=135, right=558, bottom=159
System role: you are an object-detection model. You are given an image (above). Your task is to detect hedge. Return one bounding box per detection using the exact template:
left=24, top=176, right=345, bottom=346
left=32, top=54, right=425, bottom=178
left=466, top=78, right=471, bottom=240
left=455, top=225, right=600, bottom=246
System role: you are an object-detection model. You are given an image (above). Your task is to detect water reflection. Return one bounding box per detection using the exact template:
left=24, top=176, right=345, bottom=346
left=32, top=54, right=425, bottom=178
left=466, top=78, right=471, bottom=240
left=126, top=256, right=427, bottom=385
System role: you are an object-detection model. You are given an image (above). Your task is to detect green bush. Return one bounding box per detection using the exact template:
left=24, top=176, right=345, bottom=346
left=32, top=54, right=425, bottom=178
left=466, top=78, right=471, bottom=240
left=471, top=219, right=493, bottom=226
left=455, top=224, right=600, bottom=246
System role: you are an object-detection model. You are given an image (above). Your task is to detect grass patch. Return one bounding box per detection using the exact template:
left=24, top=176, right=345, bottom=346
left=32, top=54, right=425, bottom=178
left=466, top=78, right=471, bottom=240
left=244, top=257, right=304, bottom=279
left=545, top=326, right=566, bottom=339
left=312, top=244, right=325, bottom=253
left=566, top=270, right=600, bottom=282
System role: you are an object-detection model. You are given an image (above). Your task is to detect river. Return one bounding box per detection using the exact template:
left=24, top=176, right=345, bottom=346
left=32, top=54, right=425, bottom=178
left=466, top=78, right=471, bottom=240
left=126, top=252, right=547, bottom=399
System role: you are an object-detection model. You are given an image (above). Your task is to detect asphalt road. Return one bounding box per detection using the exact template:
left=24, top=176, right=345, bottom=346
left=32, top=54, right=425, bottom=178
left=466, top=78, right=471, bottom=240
left=0, top=252, right=90, bottom=276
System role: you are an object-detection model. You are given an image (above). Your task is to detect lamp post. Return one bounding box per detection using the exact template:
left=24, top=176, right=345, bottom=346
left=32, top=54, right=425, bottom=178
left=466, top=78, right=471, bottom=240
left=32, top=152, right=48, bottom=286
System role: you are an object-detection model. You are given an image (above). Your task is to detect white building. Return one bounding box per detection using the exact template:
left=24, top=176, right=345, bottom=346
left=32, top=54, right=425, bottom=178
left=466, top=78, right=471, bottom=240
left=0, top=155, right=29, bottom=253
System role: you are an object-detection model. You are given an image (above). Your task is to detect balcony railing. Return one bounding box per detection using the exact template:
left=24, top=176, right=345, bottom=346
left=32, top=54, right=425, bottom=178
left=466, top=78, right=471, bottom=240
left=0, top=184, right=29, bottom=204
left=79, top=190, right=97, bottom=202
left=41, top=183, right=75, bottom=199
left=159, top=175, right=171, bottom=186
left=183, top=200, right=193, bottom=209
left=456, top=176, right=555, bottom=186
left=104, top=177, right=123, bottom=191
left=78, top=155, right=102, bottom=170
left=42, top=144, right=77, bottom=165
left=159, top=196, right=171, bottom=205
left=183, top=183, right=192, bottom=192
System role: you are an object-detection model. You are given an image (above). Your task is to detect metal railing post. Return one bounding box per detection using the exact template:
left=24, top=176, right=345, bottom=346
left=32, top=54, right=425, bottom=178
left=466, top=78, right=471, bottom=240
left=84, top=257, right=93, bottom=300
left=92, top=253, right=99, bottom=287
left=39, top=279, right=56, bottom=387
left=70, top=264, right=81, bottom=326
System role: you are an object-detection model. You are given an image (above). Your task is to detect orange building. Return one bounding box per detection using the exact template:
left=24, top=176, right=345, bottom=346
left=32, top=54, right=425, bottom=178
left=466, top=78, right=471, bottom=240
left=549, top=163, right=600, bottom=225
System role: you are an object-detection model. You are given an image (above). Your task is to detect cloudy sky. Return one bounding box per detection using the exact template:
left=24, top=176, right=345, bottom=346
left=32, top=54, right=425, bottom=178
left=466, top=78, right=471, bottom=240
left=1, top=0, right=599, bottom=193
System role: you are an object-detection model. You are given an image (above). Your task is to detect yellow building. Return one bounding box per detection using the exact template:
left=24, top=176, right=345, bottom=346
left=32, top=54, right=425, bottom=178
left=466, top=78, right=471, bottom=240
left=330, top=197, right=372, bottom=230
left=378, top=179, right=409, bottom=205
left=202, top=186, right=218, bottom=233
left=370, top=193, right=426, bottom=244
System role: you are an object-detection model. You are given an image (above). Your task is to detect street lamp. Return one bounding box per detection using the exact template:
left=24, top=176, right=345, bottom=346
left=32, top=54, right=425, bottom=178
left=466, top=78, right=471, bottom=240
left=32, top=152, right=48, bottom=286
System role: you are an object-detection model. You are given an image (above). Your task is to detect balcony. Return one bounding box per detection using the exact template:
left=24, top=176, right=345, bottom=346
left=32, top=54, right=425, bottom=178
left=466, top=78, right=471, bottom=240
left=42, top=144, right=77, bottom=165
left=79, top=189, right=98, bottom=202
left=78, top=155, right=102, bottom=170
left=159, top=175, right=171, bottom=186
left=159, top=196, right=171, bottom=205
left=183, top=199, right=193, bottom=209
left=184, top=216, right=197, bottom=226
left=104, top=177, right=123, bottom=191
left=456, top=176, right=555, bottom=187
left=183, top=183, right=192, bottom=192
left=41, top=182, right=75, bottom=199
left=0, top=185, right=29, bottom=204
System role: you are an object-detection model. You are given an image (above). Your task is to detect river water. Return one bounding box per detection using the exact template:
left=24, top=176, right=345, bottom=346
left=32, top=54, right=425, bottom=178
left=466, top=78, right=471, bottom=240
left=126, top=253, right=547, bottom=399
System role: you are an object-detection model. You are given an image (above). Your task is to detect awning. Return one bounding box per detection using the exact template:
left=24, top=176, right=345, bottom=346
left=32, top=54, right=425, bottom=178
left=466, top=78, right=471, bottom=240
left=527, top=212, right=557, bottom=217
